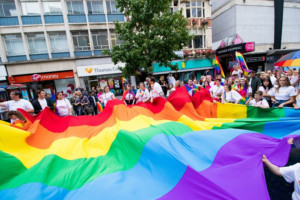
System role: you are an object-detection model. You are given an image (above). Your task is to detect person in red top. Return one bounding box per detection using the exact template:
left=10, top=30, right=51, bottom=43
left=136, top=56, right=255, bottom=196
left=122, top=84, right=135, bottom=105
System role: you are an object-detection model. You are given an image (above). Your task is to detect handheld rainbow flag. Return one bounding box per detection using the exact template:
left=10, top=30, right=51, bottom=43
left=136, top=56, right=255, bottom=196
left=96, top=102, right=104, bottom=112
left=213, top=55, right=225, bottom=78
left=236, top=51, right=250, bottom=75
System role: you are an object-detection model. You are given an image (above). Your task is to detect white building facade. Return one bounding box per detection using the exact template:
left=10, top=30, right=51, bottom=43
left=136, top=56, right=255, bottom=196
left=212, top=0, right=300, bottom=52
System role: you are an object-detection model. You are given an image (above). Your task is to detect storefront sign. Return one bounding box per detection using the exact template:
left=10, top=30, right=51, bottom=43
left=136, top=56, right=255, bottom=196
left=77, top=63, right=125, bottom=77
left=8, top=71, right=74, bottom=84
left=216, top=42, right=255, bottom=56
left=245, top=56, right=265, bottom=63
left=0, top=65, right=7, bottom=81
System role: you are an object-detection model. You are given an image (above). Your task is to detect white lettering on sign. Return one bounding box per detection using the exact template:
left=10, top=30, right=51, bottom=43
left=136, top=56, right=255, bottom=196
left=77, top=63, right=125, bottom=77
left=41, top=74, right=59, bottom=80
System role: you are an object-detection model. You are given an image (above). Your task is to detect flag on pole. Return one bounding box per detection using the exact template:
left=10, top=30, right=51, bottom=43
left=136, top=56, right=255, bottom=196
left=213, top=55, right=225, bottom=78
left=235, top=51, right=250, bottom=75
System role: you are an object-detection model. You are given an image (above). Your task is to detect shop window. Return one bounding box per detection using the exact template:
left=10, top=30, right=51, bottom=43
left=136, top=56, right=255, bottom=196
left=20, top=0, right=40, bottom=16
left=110, top=30, right=122, bottom=47
left=4, top=34, right=26, bottom=56
left=106, top=1, right=120, bottom=14
left=27, top=33, right=48, bottom=54
left=43, top=0, right=62, bottom=15
left=49, top=32, right=69, bottom=53
left=66, top=0, right=84, bottom=15
left=92, top=30, right=109, bottom=50
left=87, top=0, right=104, bottom=14
left=72, top=31, right=90, bottom=51
left=186, top=0, right=204, bottom=18
left=0, top=0, right=17, bottom=17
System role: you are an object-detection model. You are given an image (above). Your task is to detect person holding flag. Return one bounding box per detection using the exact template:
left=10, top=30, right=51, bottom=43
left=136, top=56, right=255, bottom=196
left=236, top=51, right=251, bottom=76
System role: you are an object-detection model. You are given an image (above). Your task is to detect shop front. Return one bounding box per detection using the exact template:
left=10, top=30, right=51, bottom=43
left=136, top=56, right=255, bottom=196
left=152, top=58, right=213, bottom=83
left=8, top=71, right=75, bottom=100
left=214, top=41, right=255, bottom=75
left=76, top=62, right=126, bottom=96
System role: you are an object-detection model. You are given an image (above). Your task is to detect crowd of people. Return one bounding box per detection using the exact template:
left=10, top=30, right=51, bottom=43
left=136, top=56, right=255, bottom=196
left=0, top=67, right=299, bottom=129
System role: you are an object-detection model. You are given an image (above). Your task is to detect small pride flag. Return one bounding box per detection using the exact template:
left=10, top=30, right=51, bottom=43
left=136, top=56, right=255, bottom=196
left=236, top=51, right=250, bottom=75
left=213, top=55, right=225, bottom=78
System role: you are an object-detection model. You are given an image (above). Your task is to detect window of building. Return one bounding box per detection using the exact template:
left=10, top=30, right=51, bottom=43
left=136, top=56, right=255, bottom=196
left=0, top=0, right=17, bottom=17
left=92, top=30, right=108, bottom=50
left=189, top=28, right=206, bottom=49
left=72, top=31, right=90, bottom=51
left=186, top=0, right=204, bottom=18
left=110, top=30, right=122, bottom=47
left=106, top=1, right=120, bottom=14
left=67, top=0, right=84, bottom=14
left=43, top=0, right=62, bottom=15
left=49, top=32, right=69, bottom=53
left=87, top=1, right=104, bottom=14
left=20, top=0, right=40, bottom=16
left=4, top=34, right=26, bottom=56
left=27, top=33, right=48, bottom=54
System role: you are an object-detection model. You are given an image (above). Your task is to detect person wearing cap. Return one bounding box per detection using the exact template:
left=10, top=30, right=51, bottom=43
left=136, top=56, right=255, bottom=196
left=248, top=70, right=261, bottom=97
left=0, top=91, right=34, bottom=123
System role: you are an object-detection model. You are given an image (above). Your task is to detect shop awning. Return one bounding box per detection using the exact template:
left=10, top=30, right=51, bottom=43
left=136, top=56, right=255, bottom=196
left=152, top=58, right=213, bottom=75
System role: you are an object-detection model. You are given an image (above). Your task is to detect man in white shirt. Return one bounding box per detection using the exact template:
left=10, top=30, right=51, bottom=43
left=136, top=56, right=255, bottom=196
left=0, top=91, right=34, bottom=123
left=210, top=79, right=224, bottom=98
left=206, top=75, right=215, bottom=87
left=246, top=91, right=269, bottom=108
left=263, top=139, right=300, bottom=200
left=167, top=73, right=176, bottom=87
left=31, top=89, right=54, bottom=114
left=267, top=70, right=277, bottom=86
left=150, top=76, right=164, bottom=98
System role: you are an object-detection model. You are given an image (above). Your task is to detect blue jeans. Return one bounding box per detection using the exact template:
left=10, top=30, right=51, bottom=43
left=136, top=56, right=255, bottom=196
left=272, top=99, right=293, bottom=108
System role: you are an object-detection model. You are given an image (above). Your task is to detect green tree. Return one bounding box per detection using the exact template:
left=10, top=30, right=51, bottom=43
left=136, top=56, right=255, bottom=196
left=105, top=0, right=193, bottom=77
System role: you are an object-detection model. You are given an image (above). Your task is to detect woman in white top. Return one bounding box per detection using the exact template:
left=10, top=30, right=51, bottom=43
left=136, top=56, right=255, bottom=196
left=293, top=87, right=300, bottom=109
left=166, top=83, right=176, bottom=98
left=55, top=92, right=72, bottom=117
left=222, top=84, right=242, bottom=104
left=287, top=69, right=299, bottom=89
left=102, top=86, right=115, bottom=106
left=258, top=77, right=273, bottom=107
left=135, top=82, right=150, bottom=103
left=268, top=76, right=296, bottom=108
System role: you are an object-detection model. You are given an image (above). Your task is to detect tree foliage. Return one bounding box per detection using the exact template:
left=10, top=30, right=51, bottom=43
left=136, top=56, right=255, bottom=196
left=105, top=0, right=193, bottom=77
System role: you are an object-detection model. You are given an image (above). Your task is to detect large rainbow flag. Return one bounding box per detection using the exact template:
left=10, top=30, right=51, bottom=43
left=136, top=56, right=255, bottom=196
left=0, top=87, right=300, bottom=200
